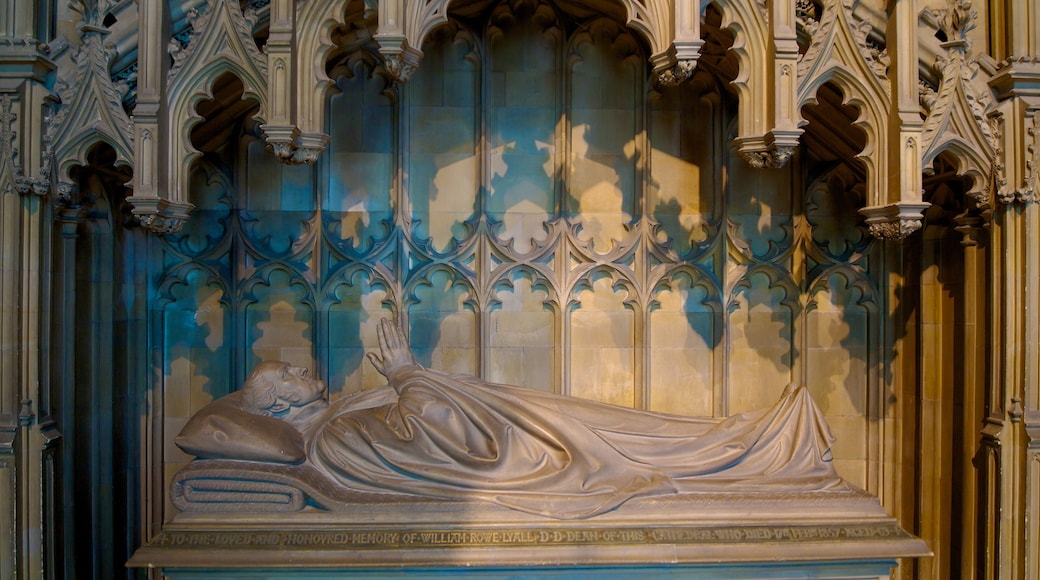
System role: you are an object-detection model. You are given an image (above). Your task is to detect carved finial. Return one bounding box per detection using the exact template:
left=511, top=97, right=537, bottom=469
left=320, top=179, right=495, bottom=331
left=935, top=0, right=976, bottom=50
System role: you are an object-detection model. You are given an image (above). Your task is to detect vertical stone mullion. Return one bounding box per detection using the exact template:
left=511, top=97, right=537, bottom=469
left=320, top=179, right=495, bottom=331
left=53, top=206, right=82, bottom=578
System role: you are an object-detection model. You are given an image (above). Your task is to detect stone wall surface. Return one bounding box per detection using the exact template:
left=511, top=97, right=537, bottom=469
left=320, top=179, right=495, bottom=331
left=1, top=0, right=1039, bottom=578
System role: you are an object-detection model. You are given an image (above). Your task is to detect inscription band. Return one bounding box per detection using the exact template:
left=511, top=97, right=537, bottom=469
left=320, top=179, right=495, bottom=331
left=151, top=523, right=911, bottom=550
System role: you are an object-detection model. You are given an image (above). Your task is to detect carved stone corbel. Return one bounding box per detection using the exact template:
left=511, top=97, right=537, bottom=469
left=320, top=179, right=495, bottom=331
left=655, top=58, right=697, bottom=87
left=127, top=195, right=194, bottom=234
left=738, top=139, right=798, bottom=169
left=650, top=0, right=703, bottom=87
left=290, top=132, right=331, bottom=165
left=860, top=201, right=930, bottom=240
left=379, top=44, right=423, bottom=84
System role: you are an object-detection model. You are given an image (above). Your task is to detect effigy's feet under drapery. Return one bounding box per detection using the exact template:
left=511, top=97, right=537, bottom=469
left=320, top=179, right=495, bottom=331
left=308, top=366, right=844, bottom=519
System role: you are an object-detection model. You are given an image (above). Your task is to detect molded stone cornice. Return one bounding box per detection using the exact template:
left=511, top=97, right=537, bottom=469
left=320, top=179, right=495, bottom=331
left=0, top=38, right=56, bottom=82
left=989, top=58, right=1040, bottom=102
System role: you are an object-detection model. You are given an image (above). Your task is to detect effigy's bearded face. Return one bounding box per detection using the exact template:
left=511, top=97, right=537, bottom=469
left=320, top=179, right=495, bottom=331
left=272, top=364, right=326, bottom=407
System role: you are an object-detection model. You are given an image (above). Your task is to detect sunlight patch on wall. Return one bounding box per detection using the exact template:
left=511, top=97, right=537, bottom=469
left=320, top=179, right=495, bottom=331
left=327, top=269, right=393, bottom=397
left=570, top=273, right=635, bottom=406
left=489, top=274, right=555, bottom=391
left=409, top=269, right=478, bottom=374
left=728, top=272, right=795, bottom=413
left=650, top=277, right=717, bottom=416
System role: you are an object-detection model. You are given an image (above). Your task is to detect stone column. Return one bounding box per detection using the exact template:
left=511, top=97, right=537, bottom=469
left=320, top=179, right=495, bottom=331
left=988, top=0, right=1040, bottom=570
left=0, top=0, right=55, bottom=574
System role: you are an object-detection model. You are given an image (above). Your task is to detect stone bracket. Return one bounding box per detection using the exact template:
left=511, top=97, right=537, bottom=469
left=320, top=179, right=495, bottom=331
left=1026, top=410, right=1040, bottom=447
left=860, top=202, right=931, bottom=240
left=737, top=130, right=802, bottom=168
left=127, top=195, right=195, bottom=234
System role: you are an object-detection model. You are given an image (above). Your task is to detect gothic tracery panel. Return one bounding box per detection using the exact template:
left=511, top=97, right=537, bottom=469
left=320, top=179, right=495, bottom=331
left=152, top=0, right=887, bottom=507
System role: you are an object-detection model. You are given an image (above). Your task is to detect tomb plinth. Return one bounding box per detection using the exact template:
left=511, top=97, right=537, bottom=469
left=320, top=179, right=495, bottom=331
left=129, top=483, right=928, bottom=579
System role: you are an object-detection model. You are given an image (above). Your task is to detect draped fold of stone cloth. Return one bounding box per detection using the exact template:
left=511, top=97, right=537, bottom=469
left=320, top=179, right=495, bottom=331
left=307, top=366, right=844, bottom=519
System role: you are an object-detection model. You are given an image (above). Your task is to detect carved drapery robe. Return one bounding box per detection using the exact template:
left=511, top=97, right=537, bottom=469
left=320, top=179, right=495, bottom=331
left=307, top=366, right=843, bottom=519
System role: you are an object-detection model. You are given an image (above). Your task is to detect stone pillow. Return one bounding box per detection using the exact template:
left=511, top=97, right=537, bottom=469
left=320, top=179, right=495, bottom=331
left=175, top=391, right=306, bottom=465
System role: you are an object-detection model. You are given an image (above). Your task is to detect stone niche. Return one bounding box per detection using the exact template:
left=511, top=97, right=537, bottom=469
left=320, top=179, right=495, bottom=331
left=134, top=0, right=928, bottom=576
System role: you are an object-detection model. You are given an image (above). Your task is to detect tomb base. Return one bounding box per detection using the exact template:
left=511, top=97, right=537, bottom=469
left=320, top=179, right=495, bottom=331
left=129, top=486, right=929, bottom=579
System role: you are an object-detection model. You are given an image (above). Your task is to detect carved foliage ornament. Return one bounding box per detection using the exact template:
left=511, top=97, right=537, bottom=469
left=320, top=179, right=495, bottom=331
left=866, top=218, right=922, bottom=240
left=997, top=112, right=1040, bottom=205
left=655, top=59, right=697, bottom=87
left=860, top=203, right=930, bottom=240
left=742, top=146, right=796, bottom=169
left=0, top=95, right=34, bottom=197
